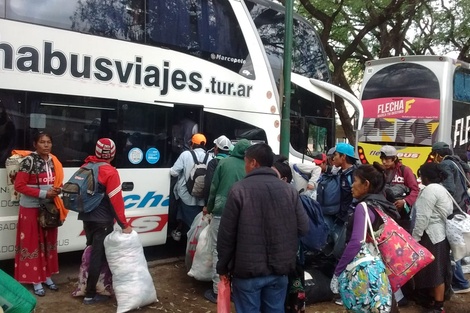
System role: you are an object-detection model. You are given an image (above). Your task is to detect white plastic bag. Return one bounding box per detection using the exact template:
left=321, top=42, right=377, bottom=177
left=104, top=230, right=157, bottom=313
left=185, top=212, right=211, bottom=270
left=187, top=225, right=213, bottom=281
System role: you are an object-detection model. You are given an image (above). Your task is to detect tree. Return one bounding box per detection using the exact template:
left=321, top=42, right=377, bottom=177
left=277, top=0, right=470, bottom=144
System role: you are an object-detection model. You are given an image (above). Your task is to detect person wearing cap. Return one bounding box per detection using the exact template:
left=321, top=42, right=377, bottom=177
left=326, top=147, right=340, bottom=174
left=170, top=133, right=212, bottom=241
left=380, top=145, right=419, bottom=224
left=202, top=139, right=251, bottom=303
left=430, top=141, right=470, bottom=294
left=380, top=145, right=419, bottom=307
left=202, top=135, right=233, bottom=204
left=332, top=143, right=358, bottom=222
left=78, top=138, right=133, bottom=305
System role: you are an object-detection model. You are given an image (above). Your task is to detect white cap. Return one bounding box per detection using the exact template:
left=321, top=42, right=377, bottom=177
left=214, top=135, right=233, bottom=151
left=380, top=145, right=397, bottom=157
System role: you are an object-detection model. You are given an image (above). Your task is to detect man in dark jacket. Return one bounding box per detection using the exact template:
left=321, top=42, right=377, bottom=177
left=216, top=143, right=309, bottom=312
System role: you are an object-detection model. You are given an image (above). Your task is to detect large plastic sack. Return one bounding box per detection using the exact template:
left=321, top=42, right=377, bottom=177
left=185, top=212, right=211, bottom=270
left=187, top=225, right=212, bottom=281
left=0, top=269, right=36, bottom=313
left=71, top=245, right=113, bottom=297
left=104, top=230, right=157, bottom=313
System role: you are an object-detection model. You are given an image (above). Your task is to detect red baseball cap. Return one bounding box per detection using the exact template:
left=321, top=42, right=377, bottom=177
left=312, top=153, right=327, bottom=165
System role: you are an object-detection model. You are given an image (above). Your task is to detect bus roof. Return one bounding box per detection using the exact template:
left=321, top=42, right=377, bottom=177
left=364, top=55, right=470, bottom=70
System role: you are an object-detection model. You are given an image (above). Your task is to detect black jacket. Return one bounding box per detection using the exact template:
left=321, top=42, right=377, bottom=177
left=216, top=167, right=309, bottom=278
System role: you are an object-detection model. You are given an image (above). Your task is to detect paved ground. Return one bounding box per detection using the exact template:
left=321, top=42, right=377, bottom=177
left=4, top=256, right=470, bottom=313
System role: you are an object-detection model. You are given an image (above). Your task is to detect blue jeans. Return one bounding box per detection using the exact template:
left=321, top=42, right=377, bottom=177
left=232, top=275, right=288, bottom=313
left=453, top=260, right=470, bottom=289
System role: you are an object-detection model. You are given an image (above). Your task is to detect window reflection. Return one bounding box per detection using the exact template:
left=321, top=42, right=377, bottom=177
left=246, top=0, right=330, bottom=82
left=5, top=0, right=249, bottom=75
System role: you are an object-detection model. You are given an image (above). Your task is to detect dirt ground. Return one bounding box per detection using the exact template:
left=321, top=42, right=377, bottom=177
left=27, top=259, right=470, bottom=313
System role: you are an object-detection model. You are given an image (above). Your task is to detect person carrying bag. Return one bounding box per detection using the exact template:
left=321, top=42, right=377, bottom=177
left=330, top=162, right=398, bottom=312
left=13, top=132, right=66, bottom=297
left=332, top=203, right=392, bottom=312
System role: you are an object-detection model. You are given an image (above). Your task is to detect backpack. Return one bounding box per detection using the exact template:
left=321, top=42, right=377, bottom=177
left=186, top=150, right=209, bottom=198
left=5, top=151, right=33, bottom=203
left=61, top=162, right=107, bottom=213
left=299, top=195, right=329, bottom=252
left=317, top=167, right=355, bottom=216
left=316, top=173, right=341, bottom=215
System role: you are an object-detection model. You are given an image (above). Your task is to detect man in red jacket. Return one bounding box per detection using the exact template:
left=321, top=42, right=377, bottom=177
left=78, top=138, right=132, bottom=305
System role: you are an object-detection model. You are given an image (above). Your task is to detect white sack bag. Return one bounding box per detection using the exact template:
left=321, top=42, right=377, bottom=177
left=187, top=225, right=213, bottom=281
left=104, top=230, right=157, bottom=313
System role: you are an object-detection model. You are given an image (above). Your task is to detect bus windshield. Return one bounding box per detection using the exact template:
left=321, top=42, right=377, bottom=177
left=246, top=0, right=334, bottom=156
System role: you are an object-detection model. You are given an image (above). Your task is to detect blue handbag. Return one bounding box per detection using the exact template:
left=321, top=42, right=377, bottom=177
left=338, top=203, right=392, bottom=313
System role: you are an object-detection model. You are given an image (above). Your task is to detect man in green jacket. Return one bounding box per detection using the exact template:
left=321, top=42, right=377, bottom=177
left=203, top=139, right=251, bottom=303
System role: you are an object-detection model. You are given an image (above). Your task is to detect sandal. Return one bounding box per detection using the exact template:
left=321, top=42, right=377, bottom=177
left=46, top=283, right=59, bottom=291
left=34, top=287, right=45, bottom=297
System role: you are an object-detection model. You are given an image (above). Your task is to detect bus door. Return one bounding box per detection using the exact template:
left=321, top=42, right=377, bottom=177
left=171, top=105, right=203, bottom=160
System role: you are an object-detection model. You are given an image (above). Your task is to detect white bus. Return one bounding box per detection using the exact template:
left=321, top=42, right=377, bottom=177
left=0, top=0, right=362, bottom=260
left=357, top=55, right=470, bottom=173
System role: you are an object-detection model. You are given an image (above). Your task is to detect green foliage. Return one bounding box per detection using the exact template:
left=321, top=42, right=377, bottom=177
left=285, top=0, right=470, bottom=142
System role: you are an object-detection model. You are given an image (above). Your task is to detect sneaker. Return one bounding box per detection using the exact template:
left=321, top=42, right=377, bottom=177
left=83, top=295, right=110, bottom=305
left=204, top=289, right=217, bottom=304
left=171, top=229, right=182, bottom=241
left=452, top=286, right=470, bottom=294
left=334, top=298, right=343, bottom=306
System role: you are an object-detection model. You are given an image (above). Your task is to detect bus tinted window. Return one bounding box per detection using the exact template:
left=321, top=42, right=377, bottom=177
left=0, top=90, right=23, bottom=167
left=362, top=63, right=440, bottom=100
left=146, top=0, right=249, bottom=75
left=7, top=0, right=81, bottom=30
left=454, top=69, right=470, bottom=103
left=5, top=0, right=249, bottom=75
left=0, top=90, right=174, bottom=169
left=116, top=101, right=172, bottom=168
left=245, top=0, right=329, bottom=82
left=203, top=111, right=267, bottom=144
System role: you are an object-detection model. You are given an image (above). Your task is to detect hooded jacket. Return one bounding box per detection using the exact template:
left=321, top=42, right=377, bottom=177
left=206, top=139, right=250, bottom=217
left=440, top=155, right=470, bottom=212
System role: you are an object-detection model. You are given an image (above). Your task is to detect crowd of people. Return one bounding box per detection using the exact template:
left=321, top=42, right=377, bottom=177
left=10, top=129, right=470, bottom=313
left=170, top=134, right=470, bottom=313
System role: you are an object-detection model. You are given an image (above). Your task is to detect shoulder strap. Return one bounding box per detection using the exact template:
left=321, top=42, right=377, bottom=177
left=293, top=164, right=310, bottom=181
left=189, top=150, right=200, bottom=165
left=444, top=188, right=466, bottom=215
left=202, top=153, right=209, bottom=164
left=451, top=160, right=470, bottom=186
